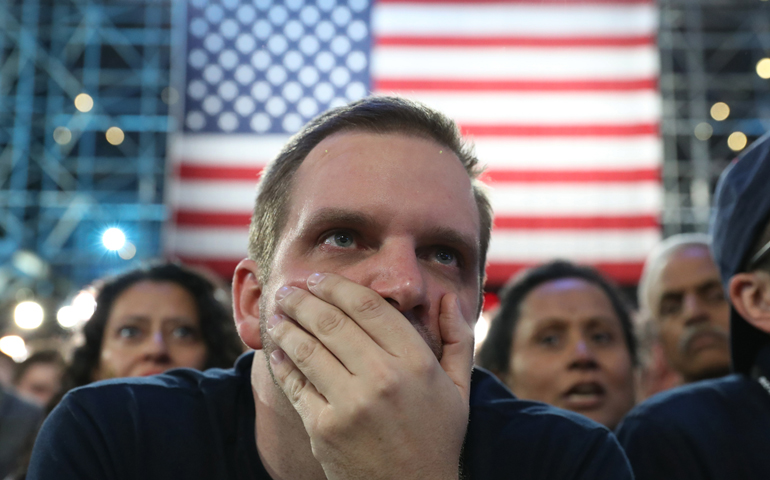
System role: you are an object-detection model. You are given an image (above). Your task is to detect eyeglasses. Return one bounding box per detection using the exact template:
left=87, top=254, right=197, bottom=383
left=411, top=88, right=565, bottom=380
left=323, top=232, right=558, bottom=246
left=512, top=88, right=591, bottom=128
left=748, top=239, right=770, bottom=270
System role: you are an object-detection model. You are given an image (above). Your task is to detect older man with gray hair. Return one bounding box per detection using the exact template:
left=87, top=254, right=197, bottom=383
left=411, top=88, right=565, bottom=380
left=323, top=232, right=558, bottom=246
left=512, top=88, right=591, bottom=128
left=635, top=233, right=731, bottom=396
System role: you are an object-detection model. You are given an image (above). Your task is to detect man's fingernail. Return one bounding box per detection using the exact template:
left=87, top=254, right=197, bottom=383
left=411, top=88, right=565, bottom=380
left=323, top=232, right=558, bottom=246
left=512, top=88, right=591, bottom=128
left=270, top=349, right=285, bottom=365
left=307, top=272, right=326, bottom=287
left=275, top=286, right=294, bottom=302
left=267, top=314, right=285, bottom=330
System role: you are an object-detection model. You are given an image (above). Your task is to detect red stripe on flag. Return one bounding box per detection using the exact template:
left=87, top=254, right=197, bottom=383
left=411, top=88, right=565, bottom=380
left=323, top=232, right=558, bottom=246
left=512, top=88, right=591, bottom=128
left=176, top=165, right=660, bottom=183
left=174, top=210, right=658, bottom=230
left=461, top=123, right=659, bottom=136
left=375, top=36, right=655, bottom=48
left=374, top=78, right=657, bottom=92
left=483, top=291, right=500, bottom=311
left=174, top=211, right=252, bottom=227
left=481, top=168, right=660, bottom=183
left=174, top=257, right=241, bottom=281
left=493, top=215, right=658, bottom=229
left=177, top=164, right=263, bottom=180
left=378, top=0, right=654, bottom=4
left=486, top=262, right=644, bottom=286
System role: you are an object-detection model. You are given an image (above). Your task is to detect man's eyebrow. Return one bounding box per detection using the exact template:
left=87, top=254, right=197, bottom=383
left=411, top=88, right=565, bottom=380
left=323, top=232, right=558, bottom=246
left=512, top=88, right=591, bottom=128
left=301, top=208, right=378, bottom=233
left=696, top=279, right=723, bottom=293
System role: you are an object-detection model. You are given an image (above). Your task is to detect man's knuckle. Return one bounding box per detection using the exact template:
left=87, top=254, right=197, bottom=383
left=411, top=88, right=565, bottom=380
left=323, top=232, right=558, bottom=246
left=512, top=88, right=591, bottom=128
left=315, top=310, right=345, bottom=336
left=411, top=354, right=437, bottom=376
left=372, top=369, right=400, bottom=397
left=287, top=374, right=307, bottom=402
left=353, top=291, right=383, bottom=317
left=293, top=339, right=318, bottom=366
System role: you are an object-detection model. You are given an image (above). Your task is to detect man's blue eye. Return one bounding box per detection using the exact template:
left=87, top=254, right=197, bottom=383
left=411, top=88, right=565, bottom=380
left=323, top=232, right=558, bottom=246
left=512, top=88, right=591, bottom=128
left=435, top=249, right=456, bottom=265
left=324, top=232, right=355, bottom=248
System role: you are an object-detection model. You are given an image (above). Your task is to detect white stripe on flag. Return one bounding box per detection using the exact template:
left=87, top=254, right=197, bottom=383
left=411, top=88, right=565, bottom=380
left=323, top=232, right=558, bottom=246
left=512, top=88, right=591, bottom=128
left=372, top=47, right=659, bottom=80
left=488, top=229, right=660, bottom=262
left=168, top=135, right=663, bottom=171
left=171, top=228, right=249, bottom=258
left=489, top=183, right=662, bottom=216
left=384, top=91, right=661, bottom=125
left=373, top=4, right=657, bottom=37
left=474, top=137, right=661, bottom=170
left=172, top=180, right=661, bottom=216
left=168, top=134, right=290, bottom=166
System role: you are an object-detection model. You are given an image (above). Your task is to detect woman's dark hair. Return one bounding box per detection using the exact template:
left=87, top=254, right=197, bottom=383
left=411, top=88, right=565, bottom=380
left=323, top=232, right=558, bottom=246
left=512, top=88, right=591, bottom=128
left=476, top=260, right=638, bottom=374
left=63, top=262, right=244, bottom=390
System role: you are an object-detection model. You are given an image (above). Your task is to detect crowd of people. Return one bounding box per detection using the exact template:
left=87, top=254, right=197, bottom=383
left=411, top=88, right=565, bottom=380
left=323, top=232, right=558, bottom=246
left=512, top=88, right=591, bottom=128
left=1, top=96, right=768, bottom=479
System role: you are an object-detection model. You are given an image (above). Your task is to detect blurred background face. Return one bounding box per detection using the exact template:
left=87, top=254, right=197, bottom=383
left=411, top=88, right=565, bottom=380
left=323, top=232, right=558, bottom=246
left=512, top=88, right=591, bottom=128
left=94, top=280, right=208, bottom=380
left=15, top=362, right=63, bottom=406
left=650, top=245, right=731, bottom=382
left=505, top=278, right=635, bottom=429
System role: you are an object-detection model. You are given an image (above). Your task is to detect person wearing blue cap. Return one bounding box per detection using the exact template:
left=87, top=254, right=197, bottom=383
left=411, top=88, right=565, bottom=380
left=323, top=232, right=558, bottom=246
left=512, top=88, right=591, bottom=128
left=616, top=131, right=770, bottom=479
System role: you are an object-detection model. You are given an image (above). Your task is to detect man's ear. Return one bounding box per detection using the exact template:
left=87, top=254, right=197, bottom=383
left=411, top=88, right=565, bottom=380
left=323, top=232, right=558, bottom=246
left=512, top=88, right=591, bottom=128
left=729, top=271, right=770, bottom=334
left=232, top=258, right=264, bottom=350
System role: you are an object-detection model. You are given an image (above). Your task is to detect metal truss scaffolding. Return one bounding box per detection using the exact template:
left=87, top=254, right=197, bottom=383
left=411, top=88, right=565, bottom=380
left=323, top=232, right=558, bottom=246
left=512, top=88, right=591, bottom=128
left=0, top=0, right=174, bottom=329
left=658, top=0, right=770, bottom=236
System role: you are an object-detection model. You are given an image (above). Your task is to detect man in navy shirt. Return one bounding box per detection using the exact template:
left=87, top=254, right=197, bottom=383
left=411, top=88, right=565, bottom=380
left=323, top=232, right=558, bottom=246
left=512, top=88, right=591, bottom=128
left=617, top=132, right=770, bottom=479
left=30, top=97, right=632, bottom=479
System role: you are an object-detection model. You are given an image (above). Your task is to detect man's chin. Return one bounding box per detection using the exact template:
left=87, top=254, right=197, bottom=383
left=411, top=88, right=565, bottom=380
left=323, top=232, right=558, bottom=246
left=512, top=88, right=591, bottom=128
left=683, top=353, right=732, bottom=382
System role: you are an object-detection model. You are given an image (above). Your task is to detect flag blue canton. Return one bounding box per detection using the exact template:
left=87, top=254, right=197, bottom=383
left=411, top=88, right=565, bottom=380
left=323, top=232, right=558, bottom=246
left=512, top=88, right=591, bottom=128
left=184, top=0, right=372, bottom=134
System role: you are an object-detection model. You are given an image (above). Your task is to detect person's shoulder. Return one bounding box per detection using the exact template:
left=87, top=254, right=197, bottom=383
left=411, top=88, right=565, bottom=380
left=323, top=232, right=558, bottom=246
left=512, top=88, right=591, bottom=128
left=62, top=350, right=254, bottom=415
left=76, top=350, right=251, bottom=390
left=621, top=374, right=746, bottom=425
left=0, top=385, right=43, bottom=420
left=466, top=368, right=632, bottom=480
left=30, top=351, right=257, bottom=480
left=616, top=375, right=769, bottom=479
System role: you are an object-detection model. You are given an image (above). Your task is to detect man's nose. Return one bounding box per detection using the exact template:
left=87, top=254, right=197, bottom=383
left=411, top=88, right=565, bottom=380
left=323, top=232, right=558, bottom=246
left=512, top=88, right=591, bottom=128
left=363, top=241, right=428, bottom=315
left=682, top=293, right=709, bottom=327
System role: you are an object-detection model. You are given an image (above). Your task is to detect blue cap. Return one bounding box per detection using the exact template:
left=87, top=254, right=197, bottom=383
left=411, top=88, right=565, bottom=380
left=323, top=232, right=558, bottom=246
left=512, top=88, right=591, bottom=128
left=710, top=131, right=770, bottom=375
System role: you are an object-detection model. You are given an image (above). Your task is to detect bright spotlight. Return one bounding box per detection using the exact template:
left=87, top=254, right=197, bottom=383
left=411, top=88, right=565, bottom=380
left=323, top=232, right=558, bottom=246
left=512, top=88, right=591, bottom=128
left=105, top=126, right=125, bottom=146
left=757, top=58, right=770, bottom=79
left=0, top=336, right=28, bottom=362
left=14, top=301, right=45, bottom=330
left=102, top=228, right=126, bottom=251
left=728, top=131, right=748, bottom=152
left=74, top=93, right=94, bottom=112
left=118, top=242, right=137, bottom=260
left=474, top=315, right=490, bottom=349
left=57, top=305, right=80, bottom=329
left=72, top=290, right=97, bottom=322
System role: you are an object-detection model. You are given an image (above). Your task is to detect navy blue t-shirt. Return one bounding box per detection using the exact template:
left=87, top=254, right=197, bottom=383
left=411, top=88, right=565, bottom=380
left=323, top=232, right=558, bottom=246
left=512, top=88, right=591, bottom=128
left=30, top=351, right=632, bottom=479
left=616, top=348, right=770, bottom=479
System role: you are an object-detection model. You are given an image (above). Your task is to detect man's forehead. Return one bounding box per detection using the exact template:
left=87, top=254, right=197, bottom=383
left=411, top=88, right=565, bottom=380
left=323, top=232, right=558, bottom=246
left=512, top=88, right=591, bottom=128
left=282, top=129, right=481, bottom=251
left=656, top=246, right=720, bottom=292
left=291, top=130, right=475, bottom=211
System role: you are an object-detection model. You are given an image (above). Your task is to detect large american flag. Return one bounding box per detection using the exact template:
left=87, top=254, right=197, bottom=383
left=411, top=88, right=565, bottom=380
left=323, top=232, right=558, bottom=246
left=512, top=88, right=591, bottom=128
left=165, top=0, right=662, bottom=289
